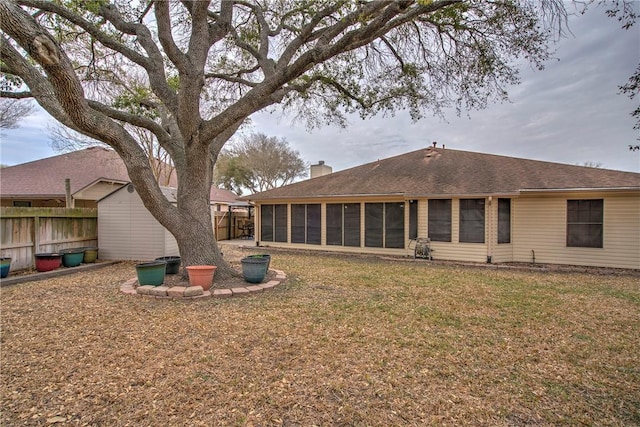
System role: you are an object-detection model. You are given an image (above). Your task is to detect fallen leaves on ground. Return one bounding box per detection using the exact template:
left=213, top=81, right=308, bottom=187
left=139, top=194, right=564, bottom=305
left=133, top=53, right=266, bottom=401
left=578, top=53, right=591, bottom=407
left=2, top=247, right=639, bottom=426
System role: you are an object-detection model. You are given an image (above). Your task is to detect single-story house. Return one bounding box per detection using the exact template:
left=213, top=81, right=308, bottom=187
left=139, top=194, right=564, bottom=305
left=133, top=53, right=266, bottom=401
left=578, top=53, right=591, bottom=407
left=97, top=183, right=245, bottom=260
left=243, top=146, right=640, bottom=270
left=0, top=147, right=176, bottom=208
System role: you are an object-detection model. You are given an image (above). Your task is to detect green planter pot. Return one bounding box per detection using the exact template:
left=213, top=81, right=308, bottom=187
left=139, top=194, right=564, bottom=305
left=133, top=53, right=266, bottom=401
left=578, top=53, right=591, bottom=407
left=241, top=256, right=269, bottom=284
left=0, top=257, right=11, bottom=278
left=135, top=261, right=167, bottom=286
left=82, top=247, right=99, bottom=263
left=155, top=256, right=181, bottom=274
left=60, top=248, right=85, bottom=267
left=247, top=254, right=271, bottom=270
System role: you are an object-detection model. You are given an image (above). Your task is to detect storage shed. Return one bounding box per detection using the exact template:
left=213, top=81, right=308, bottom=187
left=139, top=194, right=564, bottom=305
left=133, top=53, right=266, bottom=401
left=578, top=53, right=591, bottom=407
left=97, top=184, right=179, bottom=261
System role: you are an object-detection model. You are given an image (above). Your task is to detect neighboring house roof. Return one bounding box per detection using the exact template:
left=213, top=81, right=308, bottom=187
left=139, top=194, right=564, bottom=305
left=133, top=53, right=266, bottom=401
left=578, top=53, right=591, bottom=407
left=244, top=147, right=640, bottom=200
left=98, top=183, right=241, bottom=205
left=209, top=186, right=242, bottom=204
left=0, top=147, right=177, bottom=199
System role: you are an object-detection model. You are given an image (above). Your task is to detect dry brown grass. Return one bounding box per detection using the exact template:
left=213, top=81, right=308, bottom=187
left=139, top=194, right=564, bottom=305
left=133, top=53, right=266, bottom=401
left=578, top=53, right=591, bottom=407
left=1, top=248, right=639, bottom=426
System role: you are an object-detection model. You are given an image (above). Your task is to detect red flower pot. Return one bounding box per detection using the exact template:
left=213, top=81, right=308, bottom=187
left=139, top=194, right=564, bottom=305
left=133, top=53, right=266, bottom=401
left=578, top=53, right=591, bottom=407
left=35, top=253, right=62, bottom=272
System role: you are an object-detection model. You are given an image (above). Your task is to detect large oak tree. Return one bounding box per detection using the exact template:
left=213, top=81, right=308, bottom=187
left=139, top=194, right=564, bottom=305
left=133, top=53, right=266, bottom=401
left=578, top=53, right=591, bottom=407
left=1, top=0, right=572, bottom=277
left=215, top=133, right=306, bottom=195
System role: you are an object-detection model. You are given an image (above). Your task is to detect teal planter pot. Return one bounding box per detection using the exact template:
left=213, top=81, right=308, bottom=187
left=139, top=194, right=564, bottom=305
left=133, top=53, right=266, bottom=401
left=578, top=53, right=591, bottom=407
left=155, top=256, right=181, bottom=275
left=0, top=257, right=11, bottom=278
left=247, top=254, right=271, bottom=270
left=135, top=261, right=167, bottom=286
left=241, top=256, right=269, bottom=284
left=60, top=248, right=85, bottom=267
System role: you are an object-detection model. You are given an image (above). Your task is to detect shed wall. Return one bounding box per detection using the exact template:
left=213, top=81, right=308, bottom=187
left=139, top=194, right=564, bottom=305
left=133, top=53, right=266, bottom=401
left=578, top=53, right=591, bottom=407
left=98, top=187, right=178, bottom=261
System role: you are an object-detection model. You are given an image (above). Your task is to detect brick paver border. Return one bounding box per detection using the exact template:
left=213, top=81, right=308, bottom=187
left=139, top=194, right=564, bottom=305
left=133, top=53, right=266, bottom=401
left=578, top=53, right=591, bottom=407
left=119, top=269, right=287, bottom=300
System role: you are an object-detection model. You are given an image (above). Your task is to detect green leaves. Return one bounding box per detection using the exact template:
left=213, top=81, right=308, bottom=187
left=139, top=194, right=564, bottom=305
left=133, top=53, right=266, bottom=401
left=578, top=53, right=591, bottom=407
left=112, top=84, right=157, bottom=118
left=214, top=133, right=307, bottom=194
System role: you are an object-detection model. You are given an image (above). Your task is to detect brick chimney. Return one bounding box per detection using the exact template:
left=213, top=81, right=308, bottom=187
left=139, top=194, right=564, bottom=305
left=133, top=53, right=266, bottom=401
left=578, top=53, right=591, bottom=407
left=310, top=160, right=332, bottom=178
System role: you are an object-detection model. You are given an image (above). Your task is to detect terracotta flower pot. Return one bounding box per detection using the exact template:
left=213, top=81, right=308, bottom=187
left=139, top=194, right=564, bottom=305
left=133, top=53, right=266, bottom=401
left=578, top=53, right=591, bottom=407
left=186, top=265, right=216, bottom=290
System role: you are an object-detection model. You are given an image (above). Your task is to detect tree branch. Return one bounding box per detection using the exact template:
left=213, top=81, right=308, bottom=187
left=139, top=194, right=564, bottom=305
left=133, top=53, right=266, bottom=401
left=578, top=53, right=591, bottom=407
left=0, top=90, right=33, bottom=99
left=154, top=2, right=189, bottom=71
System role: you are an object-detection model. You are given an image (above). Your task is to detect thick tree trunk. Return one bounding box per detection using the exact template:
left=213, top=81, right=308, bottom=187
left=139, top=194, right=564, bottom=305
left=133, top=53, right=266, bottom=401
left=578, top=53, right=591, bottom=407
left=162, top=139, right=239, bottom=280
left=172, top=212, right=238, bottom=280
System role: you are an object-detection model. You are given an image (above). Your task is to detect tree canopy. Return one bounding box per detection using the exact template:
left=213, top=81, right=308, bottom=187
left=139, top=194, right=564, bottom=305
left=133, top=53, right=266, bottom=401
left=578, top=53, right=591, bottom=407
left=0, top=0, right=583, bottom=276
left=0, top=98, right=34, bottom=129
left=214, top=133, right=306, bottom=195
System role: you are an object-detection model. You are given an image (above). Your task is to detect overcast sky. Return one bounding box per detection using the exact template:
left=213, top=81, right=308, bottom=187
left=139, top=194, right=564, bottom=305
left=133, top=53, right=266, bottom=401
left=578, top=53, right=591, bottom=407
left=1, top=4, right=639, bottom=174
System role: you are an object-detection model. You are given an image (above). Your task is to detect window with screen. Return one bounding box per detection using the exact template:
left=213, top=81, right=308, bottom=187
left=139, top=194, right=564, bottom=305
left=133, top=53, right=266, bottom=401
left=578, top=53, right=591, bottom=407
left=365, top=203, right=384, bottom=247
left=428, top=199, right=451, bottom=242
left=326, top=203, right=343, bottom=245
left=409, top=200, right=418, bottom=240
left=567, top=199, right=603, bottom=248
left=274, top=204, right=287, bottom=242
left=365, top=202, right=405, bottom=248
left=306, top=204, right=321, bottom=245
left=260, top=205, right=274, bottom=241
left=498, top=198, right=511, bottom=244
left=459, top=199, right=485, bottom=243
left=385, top=202, right=405, bottom=248
left=344, top=203, right=361, bottom=247
left=291, top=204, right=321, bottom=245
left=261, top=204, right=287, bottom=242
left=291, top=204, right=306, bottom=243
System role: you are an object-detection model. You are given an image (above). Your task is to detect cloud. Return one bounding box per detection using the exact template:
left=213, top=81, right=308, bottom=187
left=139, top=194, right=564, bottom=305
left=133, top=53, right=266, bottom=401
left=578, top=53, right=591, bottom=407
left=253, top=5, right=640, bottom=173
left=0, top=4, right=638, bottom=174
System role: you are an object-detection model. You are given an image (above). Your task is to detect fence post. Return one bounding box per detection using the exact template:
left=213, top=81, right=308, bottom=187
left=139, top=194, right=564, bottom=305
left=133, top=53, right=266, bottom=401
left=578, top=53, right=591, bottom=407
left=33, top=214, right=40, bottom=254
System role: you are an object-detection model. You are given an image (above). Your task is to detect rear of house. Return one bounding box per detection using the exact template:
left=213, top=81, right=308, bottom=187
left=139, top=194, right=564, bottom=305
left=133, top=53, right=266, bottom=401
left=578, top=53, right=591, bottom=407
left=244, top=147, right=640, bottom=270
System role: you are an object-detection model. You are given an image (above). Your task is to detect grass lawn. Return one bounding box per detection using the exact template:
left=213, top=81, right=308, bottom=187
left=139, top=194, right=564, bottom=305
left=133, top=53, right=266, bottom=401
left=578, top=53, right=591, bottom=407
left=1, top=250, right=639, bottom=426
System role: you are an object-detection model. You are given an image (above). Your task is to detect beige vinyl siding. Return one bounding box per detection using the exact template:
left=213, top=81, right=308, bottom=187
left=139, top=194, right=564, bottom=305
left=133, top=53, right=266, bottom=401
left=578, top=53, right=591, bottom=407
left=254, top=191, right=639, bottom=269
left=74, top=181, right=124, bottom=202
left=425, top=198, right=488, bottom=263
left=164, top=227, right=179, bottom=256
left=489, top=197, right=513, bottom=263
left=98, top=186, right=178, bottom=260
left=512, top=192, right=640, bottom=269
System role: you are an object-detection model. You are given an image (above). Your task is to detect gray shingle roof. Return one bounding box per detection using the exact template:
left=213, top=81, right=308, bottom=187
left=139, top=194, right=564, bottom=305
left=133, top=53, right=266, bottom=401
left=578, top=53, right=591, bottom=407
left=0, top=147, right=177, bottom=199
left=102, top=184, right=240, bottom=204
left=244, top=147, right=640, bottom=200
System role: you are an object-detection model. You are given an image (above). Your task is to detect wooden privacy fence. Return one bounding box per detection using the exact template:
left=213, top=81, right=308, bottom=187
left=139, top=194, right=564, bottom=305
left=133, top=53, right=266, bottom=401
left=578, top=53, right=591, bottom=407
left=214, top=210, right=252, bottom=241
left=1, top=207, right=253, bottom=271
left=0, top=207, right=98, bottom=270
